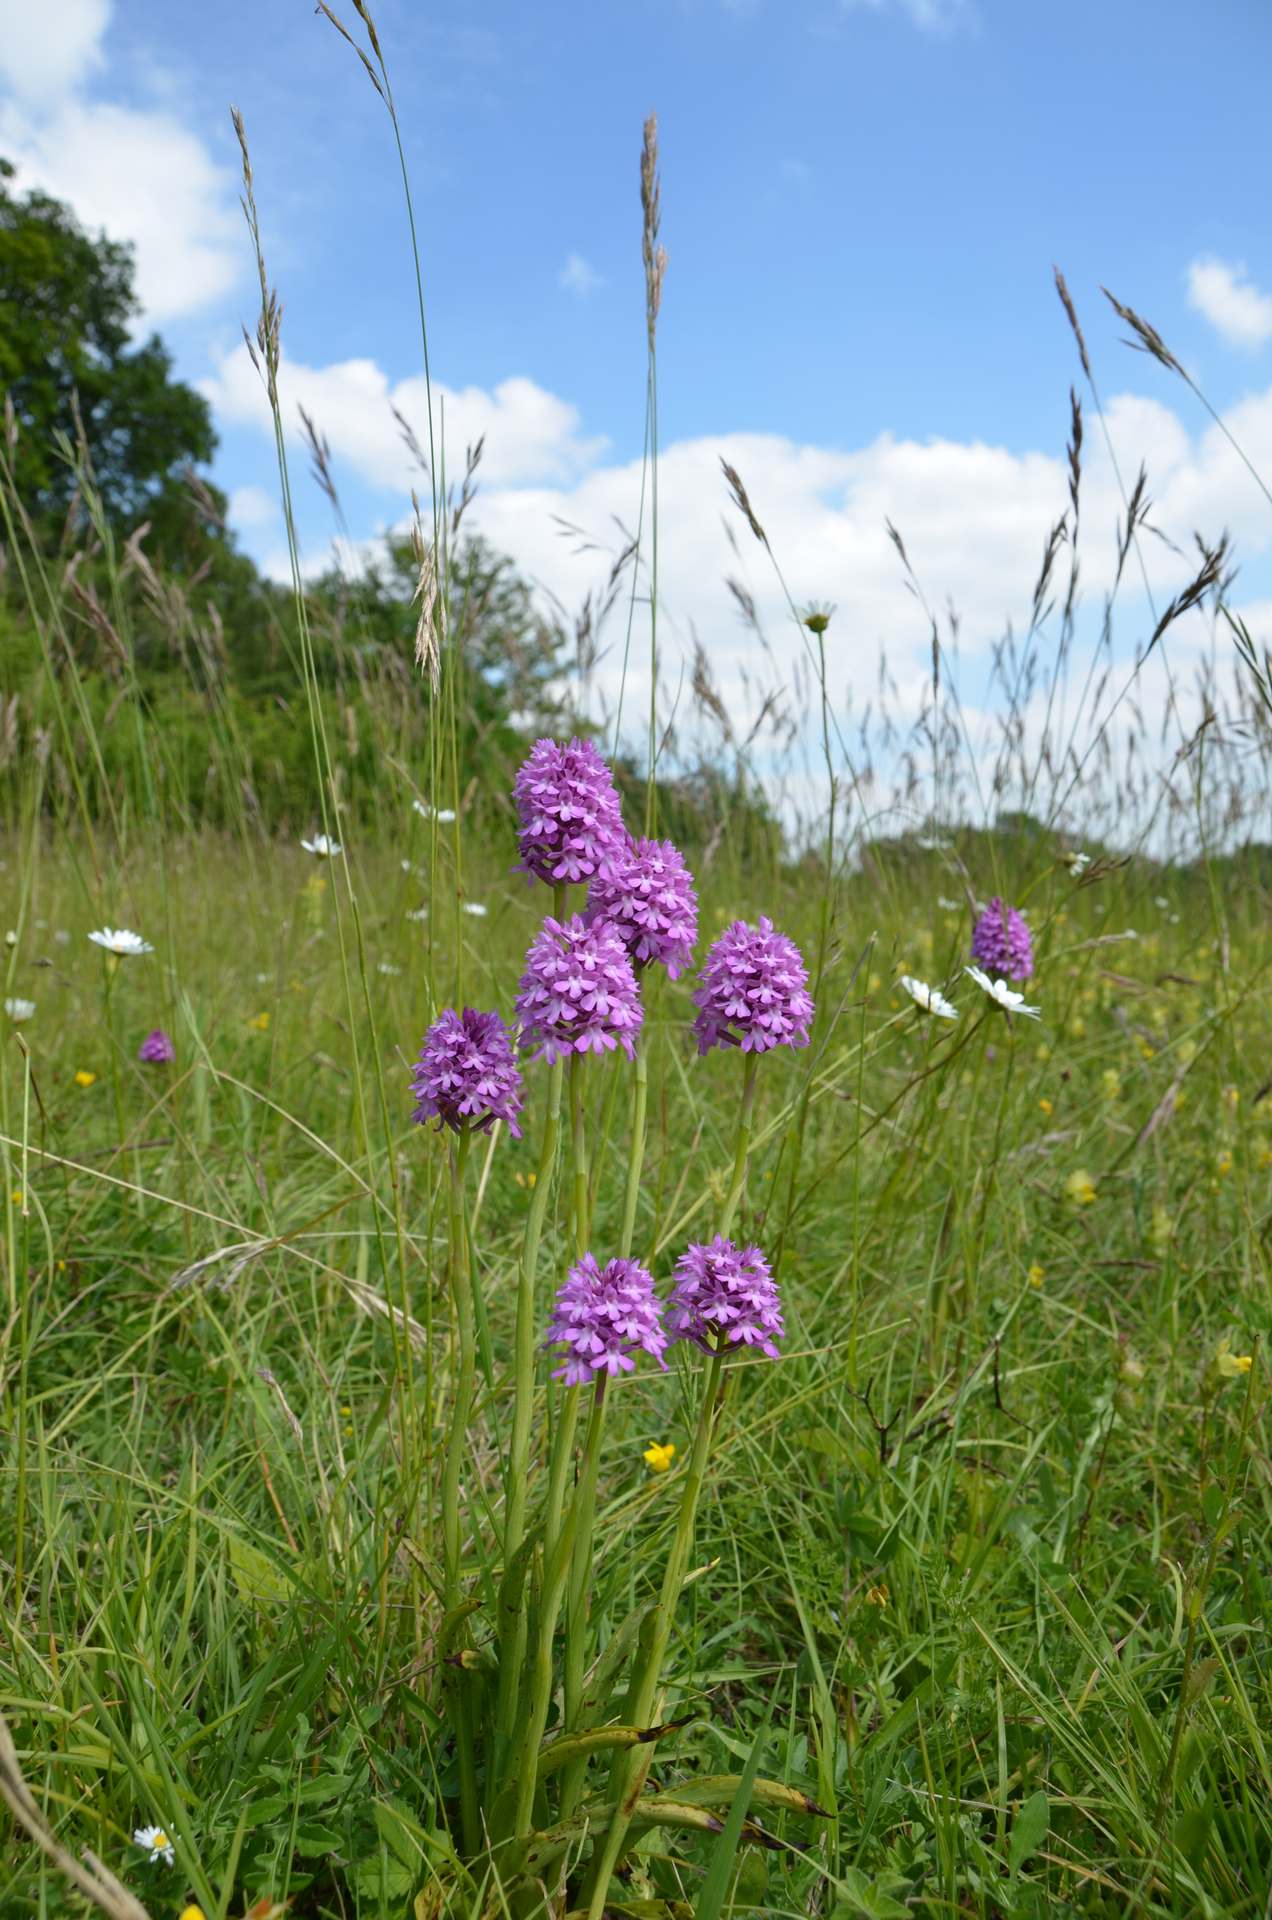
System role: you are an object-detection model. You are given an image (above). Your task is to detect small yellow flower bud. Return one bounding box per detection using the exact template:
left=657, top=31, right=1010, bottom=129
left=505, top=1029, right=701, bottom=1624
left=643, top=1442, right=676, bottom=1473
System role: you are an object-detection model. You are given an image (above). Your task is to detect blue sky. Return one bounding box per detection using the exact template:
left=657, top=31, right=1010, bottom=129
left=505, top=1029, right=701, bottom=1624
left=4, top=0, right=1272, bottom=835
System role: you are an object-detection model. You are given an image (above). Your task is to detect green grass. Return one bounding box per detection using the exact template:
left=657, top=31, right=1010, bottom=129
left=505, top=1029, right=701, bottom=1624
left=2, top=826, right=1269, bottom=1918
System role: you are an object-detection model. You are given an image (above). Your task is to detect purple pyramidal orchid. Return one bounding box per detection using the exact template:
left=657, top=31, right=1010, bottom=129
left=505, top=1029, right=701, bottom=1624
left=137, top=1028, right=175, bottom=1064
left=692, top=915, right=814, bottom=1055
left=409, top=1008, right=525, bottom=1137
left=667, top=1235, right=785, bottom=1358
left=513, top=737, right=628, bottom=888
left=970, top=897, right=1034, bottom=982
left=545, top=1253, right=668, bottom=1384
left=586, top=835, right=699, bottom=979
left=515, top=914, right=643, bottom=1064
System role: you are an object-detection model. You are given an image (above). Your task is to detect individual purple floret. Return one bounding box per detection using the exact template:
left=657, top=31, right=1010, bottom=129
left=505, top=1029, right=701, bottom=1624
left=409, top=1008, right=525, bottom=1137
left=515, top=914, right=643, bottom=1064
left=691, top=916, right=814, bottom=1056
left=137, top=1028, right=175, bottom=1064
left=545, top=1252, right=668, bottom=1384
left=586, top=835, right=699, bottom=979
left=666, top=1235, right=785, bottom=1359
left=514, top=737, right=628, bottom=888
left=970, top=897, right=1034, bottom=982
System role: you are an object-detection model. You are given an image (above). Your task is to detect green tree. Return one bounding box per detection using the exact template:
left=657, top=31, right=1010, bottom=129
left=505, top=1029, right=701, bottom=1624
left=0, top=157, right=215, bottom=532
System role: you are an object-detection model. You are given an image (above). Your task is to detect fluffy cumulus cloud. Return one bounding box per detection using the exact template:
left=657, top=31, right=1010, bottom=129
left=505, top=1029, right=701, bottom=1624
left=0, top=0, right=241, bottom=321
left=1186, top=257, right=1272, bottom=350
left=0, top=0, right=109, bottom=98
left=559, top=253, right=605, bottom=296
left=201, top=345, right=607, bottom=489
left=208, top=325, right=1272, bottom=845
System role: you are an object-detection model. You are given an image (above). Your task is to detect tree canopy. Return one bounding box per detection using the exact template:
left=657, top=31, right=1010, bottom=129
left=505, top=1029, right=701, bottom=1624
left=0, top=157, right=215, bottom=535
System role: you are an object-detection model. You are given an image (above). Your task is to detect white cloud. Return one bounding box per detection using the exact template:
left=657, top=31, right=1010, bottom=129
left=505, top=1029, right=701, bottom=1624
left=559, top=253, right=605, bottom=296
left=1186, top=256, right=1272, bottom=350
left=201, top=346, right=607, bottom=490
left=0, top=0, right=109, bottom=99
left=0, top=0, right=241, bottom=322
left=228, top=484, right=279, bottom=531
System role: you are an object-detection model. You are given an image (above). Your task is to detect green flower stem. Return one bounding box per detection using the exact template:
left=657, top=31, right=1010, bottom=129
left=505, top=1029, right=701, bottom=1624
left=496, top=1052, right=564, bottom=1773
left=585, top=1055, right=758, bottom=1916
left=718, top=1054, right=759, bottom=1239
left=584, top=1351, right=723, bottom=1917
left=513, top=1378, right=581, bottom=1836
left=569, top=1050, right=590, bottom=1257
left=558, top=1377, right=609, bottom=1819
left=440, top=1129, right=479, bottom=1853
left=620, top=1038, right=649, bottom=1259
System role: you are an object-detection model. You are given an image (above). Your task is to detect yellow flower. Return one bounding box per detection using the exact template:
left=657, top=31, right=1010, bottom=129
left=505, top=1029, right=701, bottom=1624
left=1065, top=1169, right=1097, bottom=1207
left=864, top=1584, right=889, bottom=1608
left=1026, top=1263, right=1045, bottom=1288
left=179, top=1908, right=208, bottom=1920
left=513, top=1170, right=538, bottom=1190
left=248, top=1011, right=270, bottom=1031
left=643, top=1442, right=676, bottom=1474
left=1102, top=1069, right=1121, bottom=1100
left=74, top=1070, right=97, bottom=1088
left=1038, top=1097, right=1053, bottom=1117
left=1214, top=1338, right=1252, bottom=1379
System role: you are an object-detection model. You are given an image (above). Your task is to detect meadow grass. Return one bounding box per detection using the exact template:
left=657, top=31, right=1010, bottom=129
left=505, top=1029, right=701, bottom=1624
left=2, top=819, right=1270, bottom=1918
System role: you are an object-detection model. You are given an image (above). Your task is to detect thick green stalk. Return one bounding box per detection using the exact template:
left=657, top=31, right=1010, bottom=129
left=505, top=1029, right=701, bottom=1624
left=583, top=1354, right=723, bottom=1917
left=620, top=1040, right=649, bottom=1259
left=585, top=1056, right=757, bottom=1914
left=558, top=1379, right=608, bottom=1818
left=569, top=1051, right=590, bottom=1257
left=512, top=1382, right=581, bottom=1836
left=496, top=1053, right=564, bottom=1773
left=440, top=1131, right=479, bottom=1853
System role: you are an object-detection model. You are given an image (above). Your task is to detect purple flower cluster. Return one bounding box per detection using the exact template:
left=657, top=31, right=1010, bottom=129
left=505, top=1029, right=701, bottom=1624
left=545, top=1253, right=668, bottom=1384
left=137, top=1028, right=175, bottom=1064
left=515, top=914, right=643, bottom=1064
left=587, top=836, right=699, bottom=979
left=666, top=1235, right=785, bottom=1358
left=514, top=737, right=628, bottom=888
left=692, top=916, right=814, bottom=1056
left=971, top=898, right=1034, bottom=982
left=410, top=1007, right=525, bottom=1137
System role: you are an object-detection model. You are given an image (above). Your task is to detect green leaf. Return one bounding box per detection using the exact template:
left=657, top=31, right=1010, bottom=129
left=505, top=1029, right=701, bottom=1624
left=1008, top=1790, right=1050, bottom=1875
left=1201, top=1483, right=1226, bottom=1529
left=227, top=1535, right=292, bottom=1607
left=693, top=1709, right=770, bottom=1920
left=829, top=1867, right=911, bottom=1919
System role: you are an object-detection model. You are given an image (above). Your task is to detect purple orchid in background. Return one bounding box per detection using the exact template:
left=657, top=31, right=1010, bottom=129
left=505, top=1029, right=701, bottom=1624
left=410, top=1008, right=525, bottom=1136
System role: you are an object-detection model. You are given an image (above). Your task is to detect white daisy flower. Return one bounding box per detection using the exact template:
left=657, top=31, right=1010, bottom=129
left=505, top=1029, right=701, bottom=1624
left=300, top=834, right=341, bottom=857
left=133, top=1824, right=175, bottom=1867
left=88, top=928, right=153, bottom=957
left=964, top=964, right=1041, bottom=1019
left=900, top=975, right=958, bottom=1020
left=4, top=997, right=35, bottom=1022
left=461, top=902, right=488, bottom=917
left=412, top=800, right=456, bottom=823
left=1062, top=850, right=1091, bottom=876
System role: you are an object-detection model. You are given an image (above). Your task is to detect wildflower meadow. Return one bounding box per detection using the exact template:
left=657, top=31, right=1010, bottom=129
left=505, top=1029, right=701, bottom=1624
left=2, top=9, right=1271, bottom=1920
